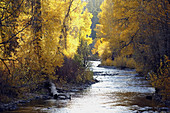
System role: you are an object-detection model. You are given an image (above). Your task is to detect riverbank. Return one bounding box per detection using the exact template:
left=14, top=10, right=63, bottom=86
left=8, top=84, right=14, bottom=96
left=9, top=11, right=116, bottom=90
left=0, top=80, right=98, bottom=112
left=0, top=93, right=51, bottom=112
left=98, top=63, right=170, bottom=108
left=1, top=61, right=170, bottom=113
left=152, top=92, right=170, bottom=107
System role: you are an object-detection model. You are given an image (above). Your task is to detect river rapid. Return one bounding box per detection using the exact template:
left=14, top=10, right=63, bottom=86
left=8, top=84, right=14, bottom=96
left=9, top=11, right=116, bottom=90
left=4, top=61, right=169, bottom=113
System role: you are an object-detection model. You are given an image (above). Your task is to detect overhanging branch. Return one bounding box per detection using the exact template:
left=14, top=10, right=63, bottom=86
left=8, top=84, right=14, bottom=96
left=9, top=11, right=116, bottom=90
left=0, top=57, right=11, bottom=74
left=0, top=17, right=32, bottom=45
left=121, top=29, right=139, bottom=49
left=1, top=0, right=24, bottom=21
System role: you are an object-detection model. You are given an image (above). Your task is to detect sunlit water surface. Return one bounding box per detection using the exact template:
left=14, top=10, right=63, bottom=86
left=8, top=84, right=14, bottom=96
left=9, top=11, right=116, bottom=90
left=5, top=61, right=168, bottom=113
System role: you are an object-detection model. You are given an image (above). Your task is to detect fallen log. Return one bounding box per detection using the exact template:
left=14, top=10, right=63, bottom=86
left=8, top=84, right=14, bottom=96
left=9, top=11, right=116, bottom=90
left=50, top=82, right=71, bottom=100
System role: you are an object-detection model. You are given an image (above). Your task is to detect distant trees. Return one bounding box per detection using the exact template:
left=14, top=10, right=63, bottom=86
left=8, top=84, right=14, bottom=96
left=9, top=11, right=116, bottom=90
left=85, top=0, right=103, bottom=39
left=0, top=0, right=93, bottom=101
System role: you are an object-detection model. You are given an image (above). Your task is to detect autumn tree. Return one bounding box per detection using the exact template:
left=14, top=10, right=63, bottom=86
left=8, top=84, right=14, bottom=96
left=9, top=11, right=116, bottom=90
left=0, top=0, right=33, bottom=99
left=0, top=0, right=22, bottom=57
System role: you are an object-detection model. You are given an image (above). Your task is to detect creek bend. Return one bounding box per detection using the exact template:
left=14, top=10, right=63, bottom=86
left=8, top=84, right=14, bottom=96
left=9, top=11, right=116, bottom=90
left=4, top=61, right=169, bottom=113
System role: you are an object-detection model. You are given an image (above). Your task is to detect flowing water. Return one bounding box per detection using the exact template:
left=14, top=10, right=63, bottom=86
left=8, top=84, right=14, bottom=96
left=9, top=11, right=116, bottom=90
left=4, top=61, right=169, bottom=113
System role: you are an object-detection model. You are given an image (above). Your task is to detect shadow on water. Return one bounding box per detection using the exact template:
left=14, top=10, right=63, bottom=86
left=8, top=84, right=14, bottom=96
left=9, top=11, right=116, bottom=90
left=3, top=61, right=170, bottom=113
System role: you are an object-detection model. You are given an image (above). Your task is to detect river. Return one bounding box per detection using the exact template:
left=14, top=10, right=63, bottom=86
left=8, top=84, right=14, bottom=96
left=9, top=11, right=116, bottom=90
left=4, top=61, right=169, bottom=113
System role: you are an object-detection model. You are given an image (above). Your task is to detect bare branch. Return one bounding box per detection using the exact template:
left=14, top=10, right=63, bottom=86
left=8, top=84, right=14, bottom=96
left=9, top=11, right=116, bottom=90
left=1, top=0, right=24, bottom=21
left=0, top=17, right=32, bottom=45
left=121, top=29, right=139, bottom=49
left=0, top=57, right=11, bottom=74
left=0, top=0, right=13, bottom=20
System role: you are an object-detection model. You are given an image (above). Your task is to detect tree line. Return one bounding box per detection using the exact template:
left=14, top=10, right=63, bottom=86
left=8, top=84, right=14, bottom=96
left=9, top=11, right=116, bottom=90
left=93, top=0, right=170, bottom=101
left=0, top=0, right=93, bottom=101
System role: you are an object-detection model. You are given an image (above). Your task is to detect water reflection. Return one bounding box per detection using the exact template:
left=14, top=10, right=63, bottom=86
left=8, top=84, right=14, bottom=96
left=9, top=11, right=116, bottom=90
left=4, top=61, right=169, bottom=113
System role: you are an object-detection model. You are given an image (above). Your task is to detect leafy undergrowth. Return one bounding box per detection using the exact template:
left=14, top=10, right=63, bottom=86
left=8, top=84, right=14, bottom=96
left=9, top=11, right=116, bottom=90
left=100, top=56, right=136, bottom=69
left=148, top=56, right=170, bottom=103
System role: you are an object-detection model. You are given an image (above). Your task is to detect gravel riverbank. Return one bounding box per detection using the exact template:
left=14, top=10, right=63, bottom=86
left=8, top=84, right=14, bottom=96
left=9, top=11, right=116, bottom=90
left=0, top=80, right=98, bottom=112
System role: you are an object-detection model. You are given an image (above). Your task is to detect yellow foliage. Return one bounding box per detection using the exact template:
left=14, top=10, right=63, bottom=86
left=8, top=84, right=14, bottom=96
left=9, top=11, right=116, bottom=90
left=0, top=0, right=94, bottom=91
left=102, top=58, right=114, bottom=66
left=149, top=56, right=170, bottom=100
left=76, top=74, right=83, bottom=83
left=113, top=56, right=136, bottom=69
left=64, top=36, right=80, bottom=58
left=6, top=0, right=93, bottom=81
left=93, top=0, right=170, bottom=74
left=41, top=0, right=93, bottom=75
left=76, top=69, right=93, bottom=83
left=92, top=39, right=101, bottom=55
left=79, top=9, right=93, bottom=46
left=0, top=0, right=94, bottom=102
left=149, top=56, right=170, bottom=88
left=92, top=38, right=111, bottom=59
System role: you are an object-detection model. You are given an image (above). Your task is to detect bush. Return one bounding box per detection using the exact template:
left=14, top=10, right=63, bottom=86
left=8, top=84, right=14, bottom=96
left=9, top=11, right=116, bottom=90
left=56, top=57, right=94, bottom=84
left=148, top=56, right=170, bottom=100
left=76, top=69, right=93, bottom=84
left=102, top=58, right=114, bottom=66
left=112, top=56, right=136, bottom=69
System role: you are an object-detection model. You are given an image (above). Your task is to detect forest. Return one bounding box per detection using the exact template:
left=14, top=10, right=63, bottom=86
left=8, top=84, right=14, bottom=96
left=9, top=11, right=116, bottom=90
left=93, top=0, right=170, bottom=102
left=0, top=0, right=94, bottom=103
left=0, top=0, right=170, bottom=108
